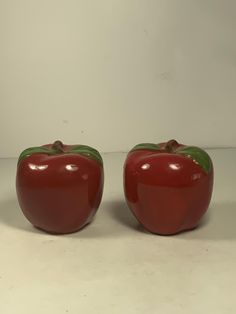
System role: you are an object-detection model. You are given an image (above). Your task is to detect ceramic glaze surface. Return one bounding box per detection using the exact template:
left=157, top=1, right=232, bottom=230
left=124, top=140, right=213, bottom=235
left=16, top=141, right=104, bottom=234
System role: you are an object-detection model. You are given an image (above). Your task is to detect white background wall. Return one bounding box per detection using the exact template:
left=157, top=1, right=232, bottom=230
left=1, top=0, right=236, bottom=157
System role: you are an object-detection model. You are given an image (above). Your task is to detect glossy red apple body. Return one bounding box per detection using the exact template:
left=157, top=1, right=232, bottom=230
left=16, top=141, right=104, bottom=234
left=124, top=140, right=214, bottom=235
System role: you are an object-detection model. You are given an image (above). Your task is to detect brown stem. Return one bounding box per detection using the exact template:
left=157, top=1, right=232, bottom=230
left=164, top=139, right=179, bottom=152
left=52, top=140, right=64, bottom=153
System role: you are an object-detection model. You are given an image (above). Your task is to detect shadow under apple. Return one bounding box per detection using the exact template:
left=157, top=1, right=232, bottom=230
left=178, top=202, right=236, bottom=240
left=0, top=197, right=97, bottom=237
left=107, top=199, right=236, bottom=240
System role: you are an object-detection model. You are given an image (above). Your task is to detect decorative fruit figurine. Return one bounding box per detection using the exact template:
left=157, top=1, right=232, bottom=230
left=16, top=140, right=104, bottom=234
left=124, top=139, right=213, bottom=235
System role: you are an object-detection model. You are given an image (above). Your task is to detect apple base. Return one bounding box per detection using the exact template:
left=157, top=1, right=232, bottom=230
left=33, top=221, right=91, bottom=235
left=140, top=222, right=200, bottom=236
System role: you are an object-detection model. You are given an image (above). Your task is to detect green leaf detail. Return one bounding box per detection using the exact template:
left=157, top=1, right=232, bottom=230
left=177, top=146, right=212, bottom=173
left=70, top=145, right=103, bottom=165
left=18, top=147, right=53, bottom=165
left=131, top=143, right=161, bottom=152
left=18, top=145, right=103, bottom=166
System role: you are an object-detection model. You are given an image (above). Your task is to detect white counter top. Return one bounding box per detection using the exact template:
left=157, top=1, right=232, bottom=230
left=0, top=150, right=236, bottom=314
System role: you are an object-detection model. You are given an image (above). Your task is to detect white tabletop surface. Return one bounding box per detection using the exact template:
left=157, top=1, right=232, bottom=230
left=0, top=149, right=236, bottom=314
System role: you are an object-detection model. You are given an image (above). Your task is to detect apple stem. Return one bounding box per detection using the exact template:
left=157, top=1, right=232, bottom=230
left=52, top=140, right=64, bottom=153
left=164, top=139, right=179, bottom=152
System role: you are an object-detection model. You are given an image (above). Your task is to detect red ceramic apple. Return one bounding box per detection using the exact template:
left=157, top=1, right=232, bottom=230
left=124, top=140, right=213, bottom=235
left=16, top=140, right=104, bottom=234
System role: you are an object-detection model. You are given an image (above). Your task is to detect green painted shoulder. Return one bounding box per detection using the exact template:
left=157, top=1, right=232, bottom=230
left=177, top=146, right=212, bottom=173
